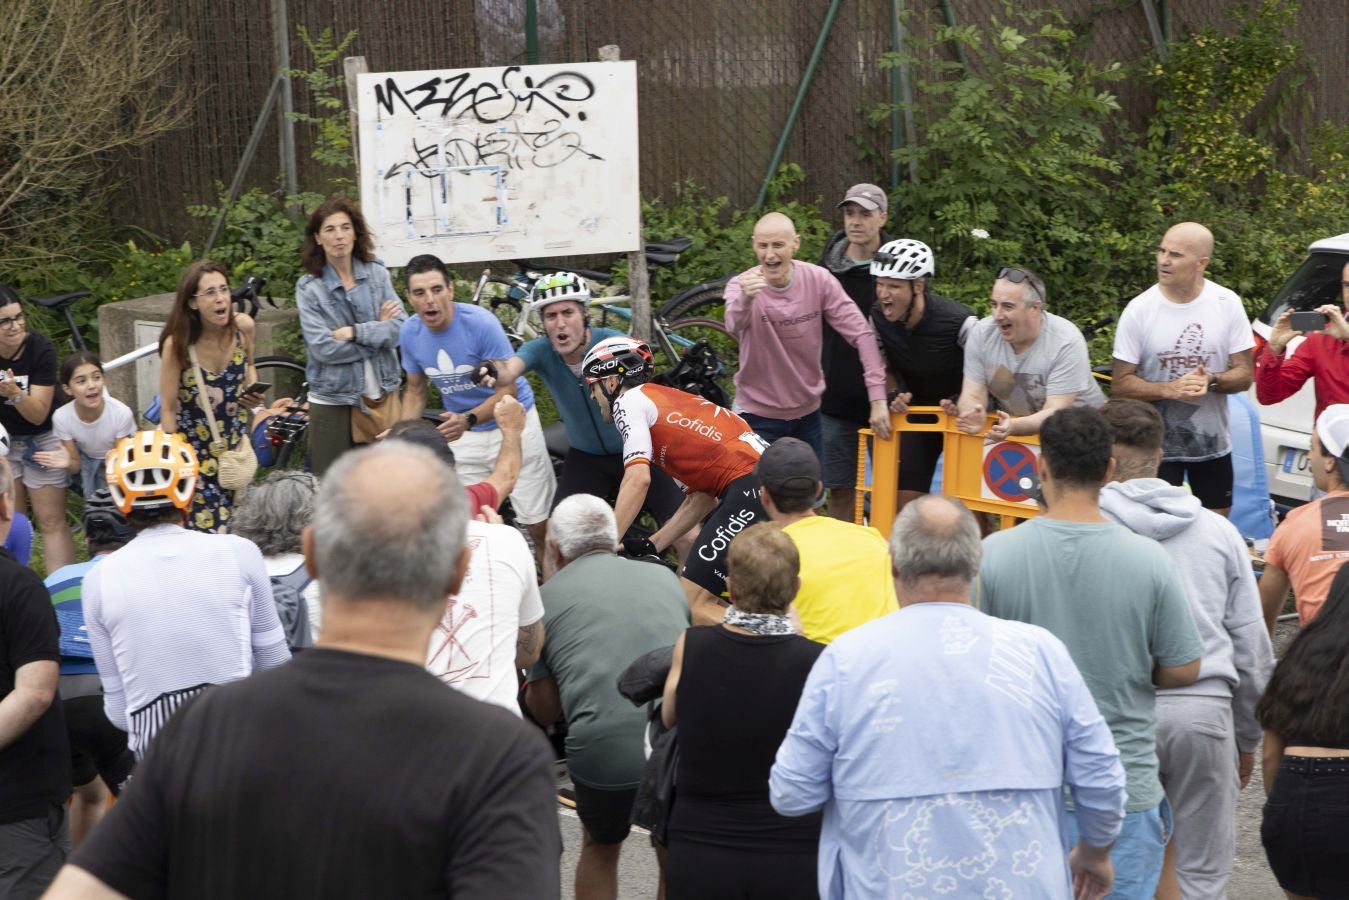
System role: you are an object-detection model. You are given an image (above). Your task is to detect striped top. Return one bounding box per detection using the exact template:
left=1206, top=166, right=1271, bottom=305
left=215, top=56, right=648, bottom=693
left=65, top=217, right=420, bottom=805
left=84, top=524, right=290, bottom=751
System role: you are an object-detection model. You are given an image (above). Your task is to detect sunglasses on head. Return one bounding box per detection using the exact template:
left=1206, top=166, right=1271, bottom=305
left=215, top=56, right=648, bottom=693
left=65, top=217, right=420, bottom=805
left=997, top=266, right=1044, bottom=305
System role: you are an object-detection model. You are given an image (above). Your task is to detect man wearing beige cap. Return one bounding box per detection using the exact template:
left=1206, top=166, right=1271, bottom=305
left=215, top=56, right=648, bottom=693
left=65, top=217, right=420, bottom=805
left=818, top=184, right=892, bottom=520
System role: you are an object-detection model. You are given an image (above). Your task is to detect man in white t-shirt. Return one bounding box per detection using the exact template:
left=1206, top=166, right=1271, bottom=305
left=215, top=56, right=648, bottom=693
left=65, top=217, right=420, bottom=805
left=1112, top=222, right=1254, bottom=515
left=943, top=266, right=1104, bottom=438
left=426, top=518, right=543, bottom=715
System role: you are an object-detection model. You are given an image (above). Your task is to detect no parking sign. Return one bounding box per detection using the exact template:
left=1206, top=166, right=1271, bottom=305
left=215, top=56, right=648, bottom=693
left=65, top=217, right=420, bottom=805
left=980, top=441, right=1041, bottom=507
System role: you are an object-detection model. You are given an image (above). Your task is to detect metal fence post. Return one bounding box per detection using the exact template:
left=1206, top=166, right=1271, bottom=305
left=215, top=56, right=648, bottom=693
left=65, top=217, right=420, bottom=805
left=893, top=0, right=919, bottom=187
left=1141, top=0, right=1169, bottom=62
left=272, top=0, right=299, bottom=200
left=753, top=0, right=843, bottom=212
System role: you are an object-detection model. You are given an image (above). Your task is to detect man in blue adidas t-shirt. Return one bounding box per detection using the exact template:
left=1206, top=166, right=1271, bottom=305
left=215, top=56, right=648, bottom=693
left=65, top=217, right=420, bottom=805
left=399, top=255, right=557, bottom=554
left=471, top=271, right=686, bottom=546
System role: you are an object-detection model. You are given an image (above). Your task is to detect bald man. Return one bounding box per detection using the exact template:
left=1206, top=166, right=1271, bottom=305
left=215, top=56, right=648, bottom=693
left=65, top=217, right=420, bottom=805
left=1112, top=222, right=1254, bottom=515
left=724, top=212, right=891, bottom=463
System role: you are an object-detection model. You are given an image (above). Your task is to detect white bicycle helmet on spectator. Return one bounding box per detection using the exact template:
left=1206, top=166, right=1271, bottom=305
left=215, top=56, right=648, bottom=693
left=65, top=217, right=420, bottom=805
left=530, top=271, right=591, bottom=312
left=872, top=239, right=935, bottom=280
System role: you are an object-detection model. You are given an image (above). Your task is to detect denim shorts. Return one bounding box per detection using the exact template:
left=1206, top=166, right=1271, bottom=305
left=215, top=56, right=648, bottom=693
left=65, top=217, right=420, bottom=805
left=1262, top=755, right=1349, bottom=897
left=1067, top=797, right=1172, bottom=900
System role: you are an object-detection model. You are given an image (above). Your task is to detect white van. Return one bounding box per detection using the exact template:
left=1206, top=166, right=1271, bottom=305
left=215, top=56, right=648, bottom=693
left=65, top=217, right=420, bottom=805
left=1249, top=232, right=1349, bottom=506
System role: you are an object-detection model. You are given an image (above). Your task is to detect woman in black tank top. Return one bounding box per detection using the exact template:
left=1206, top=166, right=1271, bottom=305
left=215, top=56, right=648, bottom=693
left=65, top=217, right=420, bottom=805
left=1257, top=563, right=1349, bottom=898
left=660, top=523, right=824, bottom=900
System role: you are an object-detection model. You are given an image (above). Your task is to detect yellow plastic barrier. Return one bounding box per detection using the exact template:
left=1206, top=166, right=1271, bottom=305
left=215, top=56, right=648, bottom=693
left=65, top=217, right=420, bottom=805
left=855, top=406, right=1042, bottom=537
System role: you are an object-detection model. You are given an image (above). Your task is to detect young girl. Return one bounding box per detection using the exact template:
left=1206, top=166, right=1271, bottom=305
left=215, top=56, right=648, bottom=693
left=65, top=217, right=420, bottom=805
left=37, top=352, right=136, bottom=496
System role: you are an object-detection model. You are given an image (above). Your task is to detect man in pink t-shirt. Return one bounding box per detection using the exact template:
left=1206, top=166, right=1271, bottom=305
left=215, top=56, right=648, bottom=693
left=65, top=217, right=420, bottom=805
left=723, top=212, right=892, bottom=461
left=1262, top=404, right=1349, bottom=629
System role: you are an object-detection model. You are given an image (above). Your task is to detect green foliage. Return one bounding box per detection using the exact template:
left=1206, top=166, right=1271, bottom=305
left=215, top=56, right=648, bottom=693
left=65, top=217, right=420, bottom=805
left=186, top=186, right=319, bottom=295
left=624, top=164, right=834, bottom=299
left=876, top=3, right=1136, bottom=328
left=287, top=26, right=359, bottom=192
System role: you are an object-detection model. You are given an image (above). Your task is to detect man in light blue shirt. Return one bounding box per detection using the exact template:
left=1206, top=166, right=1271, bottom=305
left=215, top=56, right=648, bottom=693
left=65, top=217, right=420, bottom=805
left=771, top=495, right=1126, bottom=900
left=979, top=406, right=1204, bottom=899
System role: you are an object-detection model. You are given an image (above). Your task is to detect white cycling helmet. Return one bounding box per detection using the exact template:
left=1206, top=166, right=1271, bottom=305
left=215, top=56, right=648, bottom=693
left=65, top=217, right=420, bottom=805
left=530, top=271, right=591, bottom=312
left=872, top=239, right=934, bottom=280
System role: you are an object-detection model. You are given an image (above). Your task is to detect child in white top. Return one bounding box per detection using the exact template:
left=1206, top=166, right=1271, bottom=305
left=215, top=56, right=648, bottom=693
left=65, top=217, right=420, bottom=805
left=36, top=352, right=136, bottom=496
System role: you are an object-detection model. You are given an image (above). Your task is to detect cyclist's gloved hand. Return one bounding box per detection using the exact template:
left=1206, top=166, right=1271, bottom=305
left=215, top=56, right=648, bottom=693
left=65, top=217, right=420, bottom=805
left=472, top=361, right=498, bottom=385
left=622, top=536, right=660, bottom=560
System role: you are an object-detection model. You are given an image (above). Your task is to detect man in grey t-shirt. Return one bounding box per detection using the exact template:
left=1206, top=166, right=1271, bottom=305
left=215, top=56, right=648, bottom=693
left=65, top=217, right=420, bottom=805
left=980, top=406, right=1202, bottom=900
left=943, top=266, right=1104, bottom=439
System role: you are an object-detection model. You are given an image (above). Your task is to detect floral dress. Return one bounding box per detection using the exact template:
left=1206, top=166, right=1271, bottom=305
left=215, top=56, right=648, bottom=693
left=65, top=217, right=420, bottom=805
left=176, top=337, right=250, bottom=532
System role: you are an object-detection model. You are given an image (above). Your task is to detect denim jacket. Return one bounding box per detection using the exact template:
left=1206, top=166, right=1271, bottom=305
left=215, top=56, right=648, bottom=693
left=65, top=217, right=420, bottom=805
left=294, top=259, right=407, bottom=406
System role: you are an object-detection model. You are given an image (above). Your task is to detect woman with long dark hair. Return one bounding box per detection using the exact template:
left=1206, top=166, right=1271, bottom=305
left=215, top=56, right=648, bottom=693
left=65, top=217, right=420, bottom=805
left=1257, top=562, right=1349, bottom=899
left=158, top=260, right=263, bottom=532
left=0, top=283, right=75, bottom=570
left=294, top=197, right=405, bottom=475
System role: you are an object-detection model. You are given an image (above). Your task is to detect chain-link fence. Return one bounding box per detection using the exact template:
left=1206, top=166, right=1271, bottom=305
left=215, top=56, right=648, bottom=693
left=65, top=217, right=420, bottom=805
left=109, top=0, right=1349, bottom=244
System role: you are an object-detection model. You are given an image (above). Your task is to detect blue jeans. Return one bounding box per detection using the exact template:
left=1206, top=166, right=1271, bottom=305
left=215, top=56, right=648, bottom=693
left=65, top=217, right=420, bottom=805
left=1066, top=798, right=1172, bottom=900
left=741, top=410, right=824, bottom=463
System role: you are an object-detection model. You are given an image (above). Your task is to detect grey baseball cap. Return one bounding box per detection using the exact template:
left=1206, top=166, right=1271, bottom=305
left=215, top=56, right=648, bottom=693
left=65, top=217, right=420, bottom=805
left=837, top=183, right=888, bottom=214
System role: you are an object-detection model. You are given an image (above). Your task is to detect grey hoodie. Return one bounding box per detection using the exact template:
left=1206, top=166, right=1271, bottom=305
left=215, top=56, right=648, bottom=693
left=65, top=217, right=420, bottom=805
left=1100, top=478, right=1274, bottom=752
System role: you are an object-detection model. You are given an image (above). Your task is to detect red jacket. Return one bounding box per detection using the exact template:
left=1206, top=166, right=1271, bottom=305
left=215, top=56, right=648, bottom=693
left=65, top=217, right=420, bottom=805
left=1255, top=332, right=1349, bottom=421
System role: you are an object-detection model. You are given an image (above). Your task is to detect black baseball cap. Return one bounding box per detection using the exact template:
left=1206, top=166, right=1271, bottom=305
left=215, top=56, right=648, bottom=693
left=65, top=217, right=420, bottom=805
left=756, top=437, right=822, bottom=502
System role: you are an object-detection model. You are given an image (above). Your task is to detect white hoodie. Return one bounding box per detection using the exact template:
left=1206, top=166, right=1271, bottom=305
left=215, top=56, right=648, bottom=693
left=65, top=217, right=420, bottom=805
left=1099, top=478, right=1274, bottom=752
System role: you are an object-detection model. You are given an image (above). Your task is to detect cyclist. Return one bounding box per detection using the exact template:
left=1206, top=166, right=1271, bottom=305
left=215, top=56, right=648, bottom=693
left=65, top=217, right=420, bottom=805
left=83, top=430, right=290, bottom=759
left=473, top=272, right=689, bottom=542
left=581, top=336, right=767, bottom=625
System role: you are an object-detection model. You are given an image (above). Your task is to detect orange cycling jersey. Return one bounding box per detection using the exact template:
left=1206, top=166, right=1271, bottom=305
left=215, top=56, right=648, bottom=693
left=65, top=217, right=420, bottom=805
left=613, top=383, right=766, bottom=497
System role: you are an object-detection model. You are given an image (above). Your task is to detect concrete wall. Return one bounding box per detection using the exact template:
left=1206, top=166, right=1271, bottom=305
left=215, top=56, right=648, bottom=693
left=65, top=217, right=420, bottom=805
left=98, top=294, right=298, bottom=424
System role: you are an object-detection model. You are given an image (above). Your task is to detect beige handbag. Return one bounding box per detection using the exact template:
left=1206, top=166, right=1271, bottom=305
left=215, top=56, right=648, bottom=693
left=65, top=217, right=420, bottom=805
left=189, top=345, right=258, bottom=491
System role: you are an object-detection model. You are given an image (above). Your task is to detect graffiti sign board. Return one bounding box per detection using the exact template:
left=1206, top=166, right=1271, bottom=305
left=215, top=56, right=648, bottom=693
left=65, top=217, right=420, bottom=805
left=357, top=61, right=640, bottom=267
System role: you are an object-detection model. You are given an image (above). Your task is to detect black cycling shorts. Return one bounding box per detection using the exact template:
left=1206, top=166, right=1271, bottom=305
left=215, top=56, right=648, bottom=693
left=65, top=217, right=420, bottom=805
left=553, top=448, right=684, bottom=525
left=680, top=473, right=767, bottom=599
left=64, top=694, right=134, bottom=794
left=1158, top=454, right=1233, bottom=510
left=573, top=781, right=638, bottom=845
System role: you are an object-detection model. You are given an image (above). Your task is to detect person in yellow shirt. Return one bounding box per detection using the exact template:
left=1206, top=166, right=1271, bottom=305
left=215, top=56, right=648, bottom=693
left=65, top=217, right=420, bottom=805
left=756, top=437, right=897, bottom=643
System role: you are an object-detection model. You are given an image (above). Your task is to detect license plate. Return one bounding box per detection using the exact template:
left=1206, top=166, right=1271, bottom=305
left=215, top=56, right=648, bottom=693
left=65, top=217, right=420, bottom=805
left=1281, top=446, right=1309, bottom=473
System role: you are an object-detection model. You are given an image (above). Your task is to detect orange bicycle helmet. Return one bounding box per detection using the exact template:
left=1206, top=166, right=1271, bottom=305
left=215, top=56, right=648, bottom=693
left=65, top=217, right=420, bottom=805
left=105, top=430, right=199, bottom=515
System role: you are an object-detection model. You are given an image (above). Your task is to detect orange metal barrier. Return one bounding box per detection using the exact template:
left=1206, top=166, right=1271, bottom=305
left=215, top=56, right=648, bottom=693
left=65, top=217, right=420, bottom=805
left=855, top=406, right=1042, bottom=537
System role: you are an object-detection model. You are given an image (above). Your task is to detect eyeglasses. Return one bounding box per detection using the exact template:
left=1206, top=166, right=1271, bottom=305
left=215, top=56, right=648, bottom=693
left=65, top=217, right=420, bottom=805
left=194, top=285, right=232, bottom=299
left=996, top=266, right=1044, bottom=306
left=0, top=313, right=25, bottom=330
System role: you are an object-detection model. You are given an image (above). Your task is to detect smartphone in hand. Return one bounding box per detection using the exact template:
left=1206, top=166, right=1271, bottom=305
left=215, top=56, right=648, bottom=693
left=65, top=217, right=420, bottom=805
left=1290, top=310, right=1329, bottom=333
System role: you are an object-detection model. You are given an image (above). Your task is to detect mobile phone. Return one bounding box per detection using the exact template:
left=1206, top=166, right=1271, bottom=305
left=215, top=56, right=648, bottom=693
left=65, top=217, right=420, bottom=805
left=243, top=381, right=272, bottom=395
left=1290, top=310, right=1328, bottom=333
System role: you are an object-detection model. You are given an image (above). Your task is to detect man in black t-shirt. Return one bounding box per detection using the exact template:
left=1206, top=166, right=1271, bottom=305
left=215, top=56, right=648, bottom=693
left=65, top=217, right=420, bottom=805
left=869, top=239, right=977, bottom=510
left=46, top=442, right=561, bottom=900
left=0, top=453, right=72, bottom=900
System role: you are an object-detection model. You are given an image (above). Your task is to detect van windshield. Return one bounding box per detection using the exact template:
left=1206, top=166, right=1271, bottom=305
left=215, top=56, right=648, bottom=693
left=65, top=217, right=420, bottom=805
left=1260, top=251, right=1348, bottom=324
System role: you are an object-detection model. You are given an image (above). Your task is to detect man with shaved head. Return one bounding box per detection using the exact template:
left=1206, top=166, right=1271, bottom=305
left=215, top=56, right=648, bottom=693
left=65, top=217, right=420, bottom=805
left=724, top=212, right=892, bottom=463
left=1112, top=222, right=1254, bottom=515
left=48, top=442, right=562, bottom=900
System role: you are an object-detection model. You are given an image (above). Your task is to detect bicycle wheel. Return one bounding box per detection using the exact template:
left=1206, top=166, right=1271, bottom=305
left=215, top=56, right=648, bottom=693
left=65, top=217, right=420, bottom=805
left=657, top=279, right=730, bottom=322
left=661, top=317, right=739, bottom=409
left=252, top=356, right=307, bottom=408
left=474, top=277, right=533, bottom=346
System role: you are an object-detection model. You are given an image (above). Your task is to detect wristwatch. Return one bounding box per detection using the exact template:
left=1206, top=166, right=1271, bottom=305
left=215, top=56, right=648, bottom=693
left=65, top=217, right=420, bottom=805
left=464, top=412, right=479, bottom=427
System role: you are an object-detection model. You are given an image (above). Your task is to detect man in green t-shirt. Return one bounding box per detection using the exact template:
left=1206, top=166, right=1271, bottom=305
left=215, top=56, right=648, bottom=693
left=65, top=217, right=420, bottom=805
left=979, top=406, right=1202, bottom=900
left=525, top=493, right=689, bottom=900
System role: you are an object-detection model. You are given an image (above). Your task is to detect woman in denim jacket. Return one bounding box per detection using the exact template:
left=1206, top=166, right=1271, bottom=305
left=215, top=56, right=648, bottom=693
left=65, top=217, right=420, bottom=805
left=295, top=197, right=406, bottom=475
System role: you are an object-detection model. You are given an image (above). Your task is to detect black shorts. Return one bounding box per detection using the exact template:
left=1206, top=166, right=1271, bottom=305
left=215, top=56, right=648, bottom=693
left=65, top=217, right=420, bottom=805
left=64, top=694, right=134, bottom=794
left=1158, top=454, right=1233, bottom=510
left=1262, top=756, right=1349, bottom=897
left=680, top=473, right=767, bottom=599
left=573, top=781, right=638, bottom=845
left=553, top=448, right=684, bottom=525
